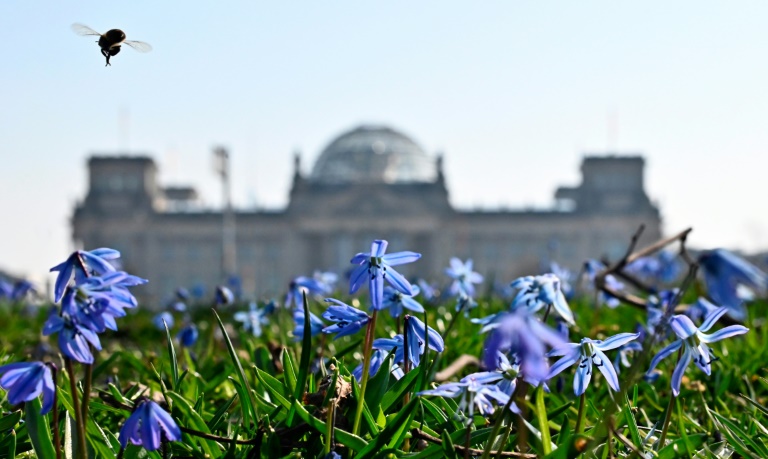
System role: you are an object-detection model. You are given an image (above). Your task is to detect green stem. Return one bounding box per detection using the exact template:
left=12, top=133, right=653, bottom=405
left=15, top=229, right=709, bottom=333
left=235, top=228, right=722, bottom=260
left=324, top=398, right=336, bottom=455
left=403, top=315, right=411, bottom=451
left=575, top=391, right=587, bottom=434
left=535, top=386, right=551, bottom=454
left=65, top=358, right=87, bottom=459
left=464, top=422, right=472, bottom=459
left=81, top=351, right=94, bottom=423
left=51, top=365, right=61, bottom=459
left=481, top=393, right=514, bottom=459
left=657, top=348, right=683, bottom=450
left=352, top=310, right=378, bottom=436
left=514, top=381, right=529, bottom=454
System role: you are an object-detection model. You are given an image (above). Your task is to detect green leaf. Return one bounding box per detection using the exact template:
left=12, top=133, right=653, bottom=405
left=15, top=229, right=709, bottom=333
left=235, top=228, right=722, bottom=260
left=281, top=348, right=297, bottom=397
left=164, top=319, right=179, bottom=390
left=534, top=385, right=552, bottom=455
left=709, top=410, right=767, bottom=458
left=165, top=391, right=220, bottom=457
left=295, top=292, right=313, bottom=401
left=441, top=428, right=459, bottom=459
left=656, top=433, right=707, bottom=459
left=355, top=397, right=419, bottom=458
left=380, top=369, right=422, bottom=413
left=0, top=411, right=21, bottom=432
left=24, top=398, right=55, bottom=459
left=213, top=308, right=257, bottom=423
left=290, top=400, right=368, bottom=452
left=621, top=391, right=642, bottom=450
left=254, top=367, right=291, bottom=410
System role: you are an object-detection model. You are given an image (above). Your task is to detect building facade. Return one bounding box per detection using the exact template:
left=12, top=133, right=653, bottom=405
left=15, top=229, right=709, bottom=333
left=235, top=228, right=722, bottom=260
left=72, top=125, right=662, bottom=305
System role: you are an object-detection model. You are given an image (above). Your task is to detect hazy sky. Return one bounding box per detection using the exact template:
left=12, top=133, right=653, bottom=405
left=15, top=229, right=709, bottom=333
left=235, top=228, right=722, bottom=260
left=2, top=1, right=768, bottom=284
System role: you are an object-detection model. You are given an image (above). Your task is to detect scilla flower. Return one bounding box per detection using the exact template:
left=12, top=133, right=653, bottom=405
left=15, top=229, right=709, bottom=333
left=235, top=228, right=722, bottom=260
left=321, top=299, right=370, bottom=339
left=119, top=399, right=181, bottom=451
left=547, top=332, right=640, bottom=395
left=404, top=315, right=444, bottom=367
left=698, top=249, right=767, bottom=320
left=50, top=248, right=121, bottom=302
left=647, top=307, right=748, bottom=396
left=349, top=240, right=421, bottom=310
left=293, top=308, right=325, bottom=341
left=444, top=257, right=484, bottom=298
left=0, top=361, right=55, bottom=414
left=511, top=273, right=574, bottom=325
left=176, top=323, right=198, bottom=347
left=382, top=285, right=424, bottom=318
left=419, top=373, right=510, bottom=422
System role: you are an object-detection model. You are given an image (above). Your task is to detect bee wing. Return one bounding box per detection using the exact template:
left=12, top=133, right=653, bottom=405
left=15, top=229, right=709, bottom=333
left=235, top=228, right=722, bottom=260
left=71, top=23, right=102, bottom=36
left=123, top=40, right=152, bottom=53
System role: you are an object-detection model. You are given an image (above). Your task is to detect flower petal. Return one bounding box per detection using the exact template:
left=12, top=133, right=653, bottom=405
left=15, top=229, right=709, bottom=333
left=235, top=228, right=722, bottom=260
left=670, top=315, right=698, bottom=339
left=671, top=346, right=691, bottom=396
left=382, top=251, right=421, bottom=266
left=371, top=240, right=388, bottom=257
left=348, top=264, right=368, bottom=294
left=595, top=333, right=640, bottom=351
left=546, top=353, right=578, bottom=380
left=383, top=266, right=415, bottom=296
left=699, top=307, right=729, bottom=332
left=593, top=349, right=620, bottom=392
left=698, top=325, right=749, bottom=343
left=573, top=356, right=592, bottom=396
left=647, top=340, right=682, bottom=373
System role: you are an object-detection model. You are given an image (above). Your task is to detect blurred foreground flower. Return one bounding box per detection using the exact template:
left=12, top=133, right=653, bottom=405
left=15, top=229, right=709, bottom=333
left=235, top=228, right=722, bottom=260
left=698, top=249, right=767, bottom=320
left=119, top=399, right=181, bottom=451
left=0, top=361, right=55, bottom=414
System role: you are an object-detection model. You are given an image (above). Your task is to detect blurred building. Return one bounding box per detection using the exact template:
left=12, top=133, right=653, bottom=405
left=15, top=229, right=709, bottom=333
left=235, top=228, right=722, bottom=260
left=72, top=125, right=661, bottom=305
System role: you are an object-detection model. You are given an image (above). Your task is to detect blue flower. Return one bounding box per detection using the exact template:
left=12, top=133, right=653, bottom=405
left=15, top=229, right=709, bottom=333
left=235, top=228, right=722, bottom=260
left=478, top=352, right=522, bottom=397
left=234, top=302, right=272, bottom=337
left=685, top=297, right=720, bottom=324
left=549, top=262, right=574, bottom=300
left=416, top=279, right=439, bottom=302
left=215, top=285, right=235, bottom=306
left=285, top=275, right=334, bottom=309
left=50, top=248, right=120, bottom=302
left=419, top=372, right=510, bottom=421
left=698, top=249, right=767, bottom=320
left=0, top=361, right=55, bottom=414
left=119, top=399, right=181, bottom=451
left=511, top=274, right=574, bottom=325
left=547, top=333, right=640, bottom=395
left=321, top=299, right=370, bottom=339
left=373, top=334, right=405, bottom=366
left=152, top=312, right=175, bottom=330
left=482, top=309, right=567, bottom=385
left=352, top=349, right=387, bottom=382
left=382, top=285, right=424, bottom=318
left=349, top=240, right=421, bottom=310
left=584, top=260, right=624, bottom=308
left=404, top=315, right=444, bottom=367
left=646, top=289, right=678, bottom=336
left=293, top=308, right=325, bottom=341
left=177, top=324, right=198, bottom=347
left=613, top=341, right=643, bottom=375
left=648, top=308, right=749, bottom=396
left=626, top=252, right=681, bottom=286
left=43, top=290, right=103, bottom=364
left=445, top=258, right=484, bottom=298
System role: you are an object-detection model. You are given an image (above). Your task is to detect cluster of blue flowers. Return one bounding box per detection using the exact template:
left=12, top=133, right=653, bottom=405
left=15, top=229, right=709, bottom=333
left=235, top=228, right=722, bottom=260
left=0, top=248, right=182, bottom=453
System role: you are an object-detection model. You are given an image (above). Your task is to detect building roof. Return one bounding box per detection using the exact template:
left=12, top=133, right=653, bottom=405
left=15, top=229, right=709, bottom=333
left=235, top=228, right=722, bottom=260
left=310, top=125, right=437, bottom=184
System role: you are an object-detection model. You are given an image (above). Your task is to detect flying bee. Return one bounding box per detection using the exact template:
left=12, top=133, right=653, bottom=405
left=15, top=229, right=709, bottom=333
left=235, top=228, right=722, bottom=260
left=71, top=23, right=152, bottom=66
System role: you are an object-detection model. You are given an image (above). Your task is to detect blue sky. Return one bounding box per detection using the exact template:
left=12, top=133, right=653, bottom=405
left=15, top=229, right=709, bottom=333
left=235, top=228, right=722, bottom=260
left=2, top=1, right=768, bottom=283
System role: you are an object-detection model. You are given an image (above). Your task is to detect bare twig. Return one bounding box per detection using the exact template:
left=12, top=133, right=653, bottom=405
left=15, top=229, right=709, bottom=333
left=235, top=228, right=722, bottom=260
left=411, top=429, right=536, bottom=458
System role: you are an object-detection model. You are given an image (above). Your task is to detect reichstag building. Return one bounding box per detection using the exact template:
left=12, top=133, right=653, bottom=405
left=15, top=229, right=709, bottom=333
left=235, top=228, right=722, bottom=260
left=72, top=125, right=662, bottom=303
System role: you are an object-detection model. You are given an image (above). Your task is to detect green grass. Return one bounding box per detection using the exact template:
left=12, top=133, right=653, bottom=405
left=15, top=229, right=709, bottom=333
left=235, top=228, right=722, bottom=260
left=0, top=290, right=766, bottom=458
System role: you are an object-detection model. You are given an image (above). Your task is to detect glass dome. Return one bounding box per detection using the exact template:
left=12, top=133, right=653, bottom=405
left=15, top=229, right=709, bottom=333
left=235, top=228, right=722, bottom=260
left=310, top=125, right=437, bottom=184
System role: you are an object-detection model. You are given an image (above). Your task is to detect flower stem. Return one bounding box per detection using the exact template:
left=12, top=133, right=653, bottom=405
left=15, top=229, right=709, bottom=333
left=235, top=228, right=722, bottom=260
left=352, top=310, right=378, bottom=436
left=81, top=349, right=94, bottom=423
left=403, top=315, right=411, bottom=451
left=514, top=381, right=529, bottom=454
left=464, top=423, right=472, bottom=459
left=481, top=395, right=514, bottom=459
left=65, top=358, right=87, bottom=459
left=657, top=348, right=683, bottom=450
left=324, top=398, right=336, bottom=455
left=51, top=365, right=61, bottom=459
left=574, top=391, right=587, bottom=434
